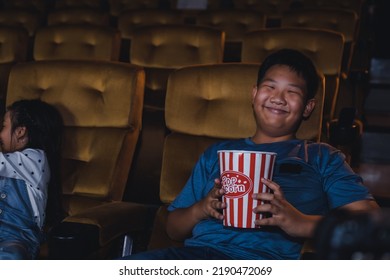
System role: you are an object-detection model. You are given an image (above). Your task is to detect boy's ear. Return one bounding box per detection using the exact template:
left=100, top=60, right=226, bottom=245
left=251, top=85, right=258, bottom=102
left=303, top=99, right=316, bottom=118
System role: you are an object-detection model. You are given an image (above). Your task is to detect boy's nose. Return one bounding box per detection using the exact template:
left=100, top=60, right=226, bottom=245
left=270, top=91, right=286, bottom=104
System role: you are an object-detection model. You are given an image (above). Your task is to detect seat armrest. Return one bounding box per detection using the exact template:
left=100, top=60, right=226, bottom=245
left=63, top=201, right=157, bottom=246
left=328, top=107, right=363, bottom=167
left=48, top=221, right=100, bottom=259
left=328, top=107, right=362, bottom=146
left=48, top=202, right=157, bottom=259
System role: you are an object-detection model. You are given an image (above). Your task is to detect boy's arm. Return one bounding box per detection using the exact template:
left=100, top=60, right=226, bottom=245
left=254, top=179, right=380, bottom=239
left=166, top=202, right=207, bottom=241
left=340, top=199, right=379, bottom=211
left=166, top=179, right=226, bottom=242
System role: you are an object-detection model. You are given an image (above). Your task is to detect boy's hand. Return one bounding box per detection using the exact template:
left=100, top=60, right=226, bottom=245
left=198, top=178, right=226, bottom=221
left=252, top=178, right=311, bottom=237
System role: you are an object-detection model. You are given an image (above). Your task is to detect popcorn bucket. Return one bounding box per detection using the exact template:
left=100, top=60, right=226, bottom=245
left=218, top=150, right=277, bottom=228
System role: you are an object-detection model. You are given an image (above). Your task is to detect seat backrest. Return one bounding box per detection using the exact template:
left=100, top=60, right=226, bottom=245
left=47, top=7, right=110, bottom=26
left=131, top=24, right=224, bottom=68
left=117, top=9, right=184, bottom=41
left=6, top=60, right=145, bottom=216
left=130, top=24, right=224, bottom=108
left=242, top=28, right=344, bottom=77
left=117, top=9, right=184, bottom=62
left=0, top=8, right=43, bottom=37
left=281, top=8, right=359, bottom=76
left=241, top=27, right=343, bottom=122
left=147, top=63, right=324, bottom=250
left=196, top=10, right=267, bottom=43
left=281, top=8, right=359, bottom=43
left=33, top=24, right=121, bottom=61
left=0, top=26, right=29, bottom=113
left=0, top=26, right=29, bottom=64
left=195, top=9, right=267, bottom=62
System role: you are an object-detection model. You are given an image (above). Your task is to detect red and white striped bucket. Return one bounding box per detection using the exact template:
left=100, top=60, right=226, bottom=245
left=218, top=150, right=277, bottom=228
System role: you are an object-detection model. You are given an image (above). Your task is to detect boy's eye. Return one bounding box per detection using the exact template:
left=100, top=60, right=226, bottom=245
left=288, top=89, right=303, bottom=96
left=261, top=84, right=274, bottom=89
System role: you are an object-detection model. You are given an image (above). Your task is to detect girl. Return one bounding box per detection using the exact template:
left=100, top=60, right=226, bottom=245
left=0, top=99, right=63, bottom=259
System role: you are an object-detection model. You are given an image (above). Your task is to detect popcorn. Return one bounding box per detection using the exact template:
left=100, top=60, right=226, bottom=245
left=218, top=150, right=276, bottom=228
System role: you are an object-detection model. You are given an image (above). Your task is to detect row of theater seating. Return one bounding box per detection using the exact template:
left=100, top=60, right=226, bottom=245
left=0, top=0, right=365, bottom=17
left=0, top=0, right=368, bottom=259
left=0, top=4, right=362, bottom=124
left=0, top=3, right=362, bottom=174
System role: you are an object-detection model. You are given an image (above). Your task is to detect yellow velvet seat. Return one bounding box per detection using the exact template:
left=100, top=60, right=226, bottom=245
left=33, top=24, right=121, bottom=61
left=146, top=63, right=325, bottom=251
left=130, top=24, right=225, bottom=110
left=241, top=27, right=344, bottom=135
left=0, top=26, right=28, bottom=63
left=47, top=7, right=110, bottom=26
left=118, top=9, right=183, bottom=41
left=6, top=60, right=150, bottom=259
left=195, top=10, right=266, bottom=62
left=0, top=26, right=29, bottom=114
left=281, top=8, right=359, bottom=77
left=232, top=0, right=294, bottom=24
left=117, top=9, right=184, bottom=62
left=0, top=8, right=44, bottom=37
left=0, top=7, right=44, bottom=61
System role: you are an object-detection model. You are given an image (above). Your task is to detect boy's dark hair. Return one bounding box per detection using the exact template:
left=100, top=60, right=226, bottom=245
left=7, top=99, right=64, bottom=225
left=257, top=48, right=320, bottom=101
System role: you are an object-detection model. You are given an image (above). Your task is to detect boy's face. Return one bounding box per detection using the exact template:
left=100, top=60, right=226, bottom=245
left=252, top=65, right=315, bottom=138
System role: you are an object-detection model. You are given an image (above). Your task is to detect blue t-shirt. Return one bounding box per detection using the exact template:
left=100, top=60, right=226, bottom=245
left=168, top=138, right=374, bottom=259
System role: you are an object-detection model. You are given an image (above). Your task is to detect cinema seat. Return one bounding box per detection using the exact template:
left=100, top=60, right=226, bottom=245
left=0, top=26, right=29, bottom=114
left=6, top=59, right=152, bottom=259
left=33, top=24, right=121, bottom=61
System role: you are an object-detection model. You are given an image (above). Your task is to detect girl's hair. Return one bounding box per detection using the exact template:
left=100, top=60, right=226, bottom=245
left=256, top=48, right=321, bottom=101
left=7, top=99, right=64, bottom=225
